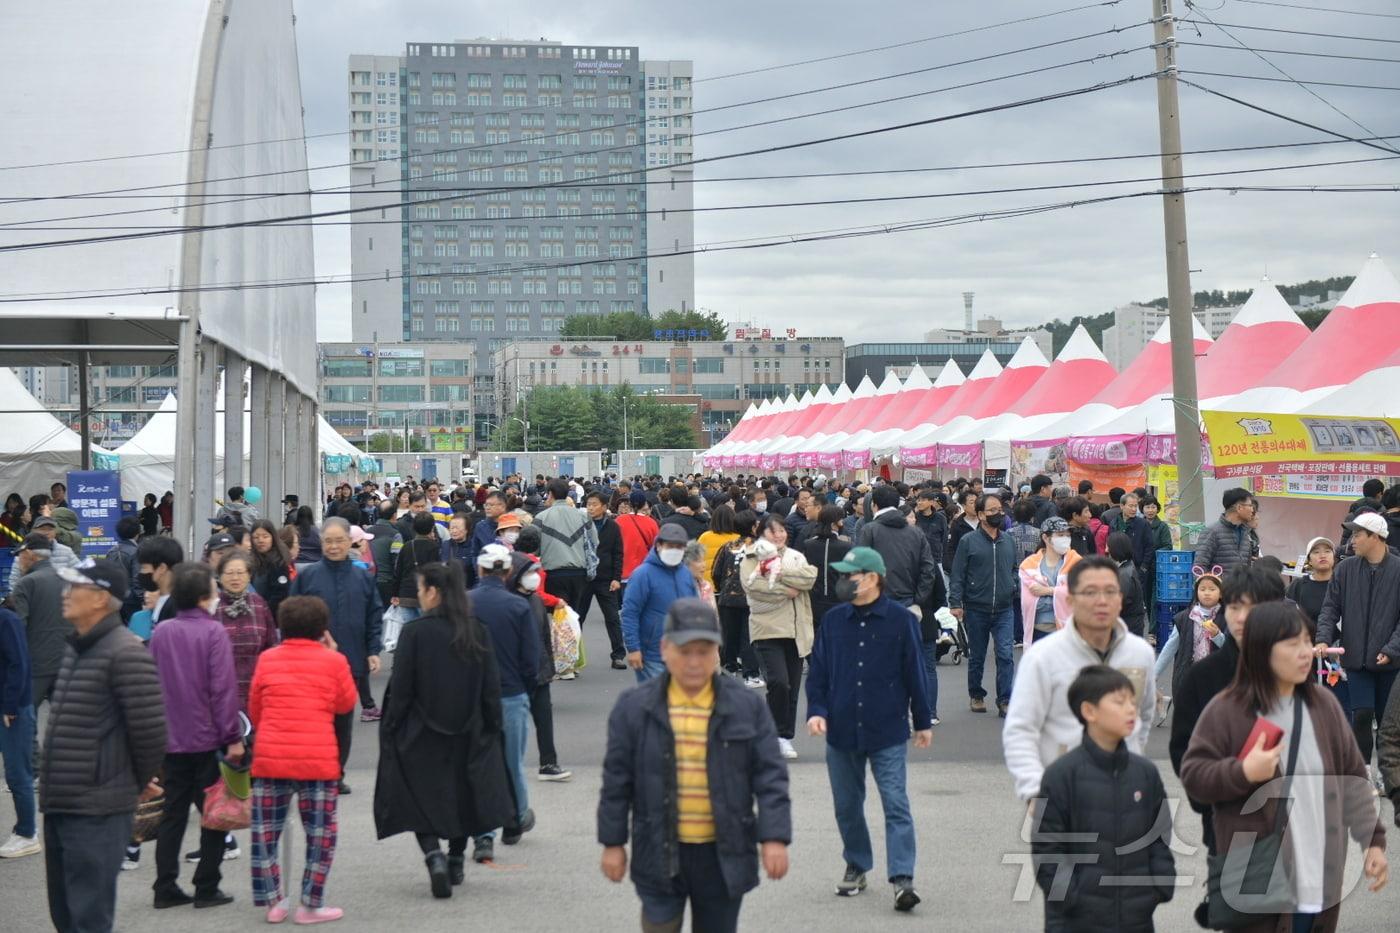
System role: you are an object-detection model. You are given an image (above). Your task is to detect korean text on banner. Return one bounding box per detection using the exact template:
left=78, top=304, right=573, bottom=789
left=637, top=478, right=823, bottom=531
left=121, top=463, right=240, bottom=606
left=1067, top=460, right=1147, bottom=495
left=67, top=470, right=123, bottom=552
left=1146, top=465, right=1181, bottom=549
left=1200, top=411, right=1400, bottom=479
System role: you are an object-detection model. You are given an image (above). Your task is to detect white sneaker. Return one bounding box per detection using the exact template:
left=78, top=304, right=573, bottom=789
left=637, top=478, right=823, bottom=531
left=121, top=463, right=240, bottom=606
left=0, top=833, right=41, bottom=859
left=744, top=676, right=766, bottom=689
left=778, top=738, right=798, bottom=760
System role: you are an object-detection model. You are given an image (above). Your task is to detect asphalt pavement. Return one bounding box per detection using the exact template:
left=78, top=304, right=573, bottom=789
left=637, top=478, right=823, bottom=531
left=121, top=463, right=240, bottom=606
left=3, top=615, right=1397, bottom=932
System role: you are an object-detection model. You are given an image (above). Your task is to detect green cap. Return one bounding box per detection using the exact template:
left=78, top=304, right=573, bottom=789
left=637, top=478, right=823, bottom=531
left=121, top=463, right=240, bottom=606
left=830, top=546, right=886, bottom=576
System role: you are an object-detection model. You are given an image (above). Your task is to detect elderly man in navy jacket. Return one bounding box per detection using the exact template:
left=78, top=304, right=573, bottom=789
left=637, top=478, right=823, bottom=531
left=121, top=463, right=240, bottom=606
left=289, top=517, right=383, bottom=794
left=806, top=547, right=931, bottom=913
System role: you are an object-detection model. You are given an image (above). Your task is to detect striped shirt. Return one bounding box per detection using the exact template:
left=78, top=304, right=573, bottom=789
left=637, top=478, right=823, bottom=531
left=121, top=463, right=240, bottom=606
left=430, top=498, right=452, bottom=529
left=667, top=678, right=716, bottom=844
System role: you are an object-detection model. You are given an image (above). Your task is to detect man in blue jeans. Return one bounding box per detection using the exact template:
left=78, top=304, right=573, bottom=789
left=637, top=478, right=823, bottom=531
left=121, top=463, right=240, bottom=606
left=621, top=523, right=698, bottom=683
left=948, top=493, right=1018, bottom=717
left=806, top=547, right=932, bottom=912
left=0, top=605, right=39, bottom=859
left=470, top=544, right=540, bottom=863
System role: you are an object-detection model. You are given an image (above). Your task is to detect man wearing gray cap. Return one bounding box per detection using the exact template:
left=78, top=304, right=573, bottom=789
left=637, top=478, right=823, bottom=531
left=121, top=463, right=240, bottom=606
left=10, top=534, right=72, bottom=715
left=621, top=523, right=699, bottom=683
left=7, top=515, right=78, bottom=593
left=599, top=598, right=791, bottom=933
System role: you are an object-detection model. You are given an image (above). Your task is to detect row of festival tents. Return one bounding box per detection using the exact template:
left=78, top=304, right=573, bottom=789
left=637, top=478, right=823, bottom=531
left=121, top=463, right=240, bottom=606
left=0, top=368, right=374, bottom=503
left=702, top=253, right=1400, bottom=477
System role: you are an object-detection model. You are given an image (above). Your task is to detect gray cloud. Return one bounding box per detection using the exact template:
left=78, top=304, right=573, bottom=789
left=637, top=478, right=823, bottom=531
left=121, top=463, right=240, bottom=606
left=297, top=0, right=1400, bottom=344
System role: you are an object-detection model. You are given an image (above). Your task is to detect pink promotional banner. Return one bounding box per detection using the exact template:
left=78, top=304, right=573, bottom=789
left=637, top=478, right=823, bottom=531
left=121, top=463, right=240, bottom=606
left=817, top=452, right=842, bottom=471
left=797, top=452, right=818, bottom=469
left=842, top=449, right=869, bottom=471
left=1065, top=432, right=1211, bottom=467
left=759, top=454, right=779, bottom=472
left=936, top=442, right=983, bottom=475
left=900, top=445, right=939, bottom=468
left=777, top=452, right=798, bottom=469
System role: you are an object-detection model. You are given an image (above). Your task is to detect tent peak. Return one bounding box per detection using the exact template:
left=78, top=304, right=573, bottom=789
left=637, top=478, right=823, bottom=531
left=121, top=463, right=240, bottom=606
left=932, top=358, right=965, bottom=388
left=1335, top=253, right=1400, bottom=310
left=874, top=371, right=903, bottom=395
left=964, top=349, right=1003, bottom=381
left=1228, top=280, right=1305, bottom=329
left=900, top=362, right=933, bottom=390
left=1056, top=325, right=1108, bottom=363
left=1005, top=337, right=1050, bottom=369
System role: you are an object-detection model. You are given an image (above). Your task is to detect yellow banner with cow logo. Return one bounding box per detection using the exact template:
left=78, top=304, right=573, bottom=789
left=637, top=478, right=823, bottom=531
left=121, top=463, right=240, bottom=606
left=1200, top=410, right=1400, bottom=479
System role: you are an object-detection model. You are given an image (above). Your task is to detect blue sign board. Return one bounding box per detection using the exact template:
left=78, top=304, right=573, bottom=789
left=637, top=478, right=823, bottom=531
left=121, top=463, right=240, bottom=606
left=66, top=470, right=122, bottom=553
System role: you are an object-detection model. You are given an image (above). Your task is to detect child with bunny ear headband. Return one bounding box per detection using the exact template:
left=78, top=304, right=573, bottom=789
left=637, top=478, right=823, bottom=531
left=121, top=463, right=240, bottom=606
left=1153, top=567, right=1226, bottom=719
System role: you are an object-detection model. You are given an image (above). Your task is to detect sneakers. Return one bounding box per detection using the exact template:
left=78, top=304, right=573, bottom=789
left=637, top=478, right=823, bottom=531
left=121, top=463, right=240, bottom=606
left=121, top=847, right=141, bottom=871
left=1371, top=766, right=1385, bottom=796
left=610, top=658, right=627, bottom=670
left=337, top=781, right=352, bottom=796
left=266, top=898, right=292, bottom=924
left=194, top=889, right=235, bottom=909
left=472, top=836, right=494, bottom=863
left=294, top=906, right=344, bottom=925
left=892, top=877, right=922, bottom=912
left=185, top=834, right=239, bottom=863
left=153, top=888, right=194, bottom=909
left=359, top=706, right=382, bottom=723
left=1154, top=695, right=1173, bottom=728
left=557, top=671, right=577, bottom=681
left=997, top=701, right=1009, bottom=719
left=502, top=808, right=536, bottom=845
left=930, top=717, right=941, bottom=728
left=777, top=738, right=798, bottom=760
left=969, top=697, right=986, bottom=713
left=538, top=763, right=573, bottom=782
left=0, top=833, right=41, bottom=859
left=744, top=675, right=766, bottom=689
left=835, top=864, right=867, bottom=897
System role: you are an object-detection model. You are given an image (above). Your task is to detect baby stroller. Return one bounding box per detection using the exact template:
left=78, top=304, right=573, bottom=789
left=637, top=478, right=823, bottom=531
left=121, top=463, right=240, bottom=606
left=934, top=606, right=968, bottom=665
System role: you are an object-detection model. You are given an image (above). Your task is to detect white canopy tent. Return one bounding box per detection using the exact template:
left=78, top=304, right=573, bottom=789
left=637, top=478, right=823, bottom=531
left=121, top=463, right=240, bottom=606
left=0, top=367, right=118, bottom=498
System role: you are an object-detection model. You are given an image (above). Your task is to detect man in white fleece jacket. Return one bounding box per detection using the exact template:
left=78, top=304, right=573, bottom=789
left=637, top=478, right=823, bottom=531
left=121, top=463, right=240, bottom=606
left=1002, top=555, right=1156, bottom=801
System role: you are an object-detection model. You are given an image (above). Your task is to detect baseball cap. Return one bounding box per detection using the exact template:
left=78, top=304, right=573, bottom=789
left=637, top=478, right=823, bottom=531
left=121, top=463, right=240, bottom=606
left=1040, top=516, right=1070, bottom=536
left=204, top=532, right=237, bottom=553
left=477, top=542, right=513, bottom=571
left=349, top=525, right=375, bottom=544
left=663, top=598, right=723, bottom=646
left=1343, top=511, right=1389, bottom=539
left=282, top=495, right=299, bottom=505
left=17, top=532, right=52, bottom=553
left=496, top=512, right=523, bottom=530
left=656, top=523, right=688, bottom=545
left=628, top=490, right=648, bottom=508
left=830, top=546, right=887, bottom=577
left=32, top=515, right=57, bottom=529
left=56, top=559, right=129, bottom=601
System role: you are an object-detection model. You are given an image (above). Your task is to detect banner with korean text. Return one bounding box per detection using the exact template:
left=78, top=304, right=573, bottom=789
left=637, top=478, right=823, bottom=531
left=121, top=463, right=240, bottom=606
left=1200, top=411, right=1400, bottom=479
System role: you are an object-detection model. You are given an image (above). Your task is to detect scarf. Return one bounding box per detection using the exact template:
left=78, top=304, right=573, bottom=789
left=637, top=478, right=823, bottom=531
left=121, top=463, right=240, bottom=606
left=221, top=589, right=253, bottom=619
left=1189, top=603, right=1220, bottom=662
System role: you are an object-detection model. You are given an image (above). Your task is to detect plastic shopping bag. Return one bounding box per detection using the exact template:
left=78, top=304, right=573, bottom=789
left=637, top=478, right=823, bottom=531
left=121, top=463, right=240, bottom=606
left=382, top=605, right=407, bottom=653
left=201, top=777, right=251, bottom=831
left=550, top=603, right=583, bottom=675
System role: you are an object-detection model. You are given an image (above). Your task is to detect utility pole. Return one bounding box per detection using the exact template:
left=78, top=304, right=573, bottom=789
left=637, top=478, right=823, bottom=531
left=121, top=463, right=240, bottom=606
left=1152, top=0, right=1206, bottom=544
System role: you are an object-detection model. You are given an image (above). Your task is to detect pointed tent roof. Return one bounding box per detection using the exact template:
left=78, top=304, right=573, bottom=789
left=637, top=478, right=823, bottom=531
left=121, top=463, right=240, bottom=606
left=1018, top=315, right=1213, bottom=442
left=0, top=368, right=117, bottom=497
left=937, top=326, right=1118, bottom=444
left=1298, top=341, right=1400, bottom=417
left=958, top=338, right=1049, bottom=422
left=1215, top=254, right=1400, bottom=412
left=924, top=349, right=1004, bottom=425
left=803, top=375, right=885, bottom=453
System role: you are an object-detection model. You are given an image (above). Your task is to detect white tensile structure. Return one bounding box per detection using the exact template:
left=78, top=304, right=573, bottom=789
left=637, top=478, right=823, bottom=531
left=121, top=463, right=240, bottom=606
left=0, top=367, right=118, bottom=498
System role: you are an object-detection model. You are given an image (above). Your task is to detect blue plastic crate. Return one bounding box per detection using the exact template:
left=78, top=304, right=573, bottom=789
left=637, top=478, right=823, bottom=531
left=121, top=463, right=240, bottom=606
left=0, top=548, right=13, bottom=599
left=1156, top=601, right=1190, bottom=625
left=1157, top=574, right=1196, bottom=603
left=1155, top=549, right=1194, bottom=569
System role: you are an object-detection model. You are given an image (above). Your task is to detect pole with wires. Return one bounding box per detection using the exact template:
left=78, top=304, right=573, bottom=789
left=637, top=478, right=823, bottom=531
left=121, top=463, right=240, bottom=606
left=1153, top=0, right=1206, bottom=544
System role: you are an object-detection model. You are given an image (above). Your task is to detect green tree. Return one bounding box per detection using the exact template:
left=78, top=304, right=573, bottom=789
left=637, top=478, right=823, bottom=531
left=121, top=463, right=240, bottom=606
left=558, top=308, right=727, bottom=341
left=492, top=384, right=699, bottom=451
left=367, top=431, right=426, bottom=453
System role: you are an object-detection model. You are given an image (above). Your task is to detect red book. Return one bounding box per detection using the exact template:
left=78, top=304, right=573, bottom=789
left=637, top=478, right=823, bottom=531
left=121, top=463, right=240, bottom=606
left=1237, top=716, right=1285, bottom=761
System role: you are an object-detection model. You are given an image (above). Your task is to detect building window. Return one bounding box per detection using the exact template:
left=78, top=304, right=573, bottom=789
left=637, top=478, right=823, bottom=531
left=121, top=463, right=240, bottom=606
left=378, top=359, right=425, bottom=377
left=321, top=359, right=372, bottom=377
left=639, top=358, right=670, bottom=374
left=379, top=385, right=425, bottom=403
left=325, top=385, right=371, bottom=404
left=430, top=359, right=468, bottom=377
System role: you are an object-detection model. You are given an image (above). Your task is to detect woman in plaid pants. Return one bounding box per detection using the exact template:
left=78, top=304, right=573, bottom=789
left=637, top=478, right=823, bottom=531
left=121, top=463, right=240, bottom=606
left=247, top=596, right=358, bottom=924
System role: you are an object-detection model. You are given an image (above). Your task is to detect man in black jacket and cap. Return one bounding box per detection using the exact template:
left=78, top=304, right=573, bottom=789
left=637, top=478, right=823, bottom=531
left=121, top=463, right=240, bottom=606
left=599, top=598, right=790, bottom=933
left=856, top=485, right=937, bottom=615
left=41, top=561, right=167, bottom=933
left=581, top=490, right=628, bottom=668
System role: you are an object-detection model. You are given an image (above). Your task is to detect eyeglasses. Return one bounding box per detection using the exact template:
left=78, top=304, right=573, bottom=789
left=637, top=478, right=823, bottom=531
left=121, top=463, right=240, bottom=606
left=1073, top=588, right=1122, bottom=601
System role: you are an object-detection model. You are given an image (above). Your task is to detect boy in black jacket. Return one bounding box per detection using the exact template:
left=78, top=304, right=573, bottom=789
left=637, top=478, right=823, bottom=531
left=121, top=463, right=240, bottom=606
left=1032, top=665, right=1174, bottom=933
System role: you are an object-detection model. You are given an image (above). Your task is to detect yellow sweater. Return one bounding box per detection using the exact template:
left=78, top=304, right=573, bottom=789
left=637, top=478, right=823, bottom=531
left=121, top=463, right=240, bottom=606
left=668, top=678, right=716, bottom=844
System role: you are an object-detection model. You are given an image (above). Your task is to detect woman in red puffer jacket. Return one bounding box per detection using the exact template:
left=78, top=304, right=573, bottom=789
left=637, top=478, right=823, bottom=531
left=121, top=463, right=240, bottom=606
left=247, top=596, right=357, bottom=925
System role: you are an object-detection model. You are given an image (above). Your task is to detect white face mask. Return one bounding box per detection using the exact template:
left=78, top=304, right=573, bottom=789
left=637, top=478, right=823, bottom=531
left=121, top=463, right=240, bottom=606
left=520, top=572, right=541, bottom=592
left=753, top=501, right=767, bottom=513
left=658, top=547, right=685, bottom=567
left=1050, top=536, right=1072, bottom=555
left=502, top=530, right=520, bottom=545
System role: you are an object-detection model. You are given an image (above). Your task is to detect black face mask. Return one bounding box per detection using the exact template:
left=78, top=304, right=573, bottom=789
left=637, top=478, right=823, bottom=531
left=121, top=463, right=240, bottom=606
left=138, top=571, right=158, bottom=593
left=834, top=576, right=862, bottom=603
left=983, top=513, right=1002, bottom=528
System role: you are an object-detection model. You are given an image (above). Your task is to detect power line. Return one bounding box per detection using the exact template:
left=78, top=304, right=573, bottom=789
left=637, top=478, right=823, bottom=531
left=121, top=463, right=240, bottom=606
left=0, top=25, right=1153, bottom=219
left=1226, top=0, right=1400, bottom=19
left=1182, top=2, right=1400, bottom=155
left=1177, top=19, right=1400, bottom=43
left=1178, top=40, right=1400, bottom=64
left=0, top=1, right=1130, bottom=175
left=1180, top=76, right=1400, bottom=155
left=0, top=72, right=1162, bottom=253
left=694, top=0, right=1129, bottom=82
left=15, top=153, right=1395, bottom=233
left=1181, top=70, right=1400, bottom=92
left=8, top=133, right=1399, bottom=203
left=0, top=185, right=1384, bottom=307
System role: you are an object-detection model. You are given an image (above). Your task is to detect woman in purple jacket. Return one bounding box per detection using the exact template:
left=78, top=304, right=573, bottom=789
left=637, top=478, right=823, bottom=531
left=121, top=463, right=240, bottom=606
left=147, top=562, right=245, bottom=910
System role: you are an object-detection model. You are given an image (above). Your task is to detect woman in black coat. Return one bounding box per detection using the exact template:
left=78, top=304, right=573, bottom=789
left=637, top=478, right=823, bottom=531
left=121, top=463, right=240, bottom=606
left=800, top=504, right=853, bottom=633
left=373, top=560, right=518, bottom=898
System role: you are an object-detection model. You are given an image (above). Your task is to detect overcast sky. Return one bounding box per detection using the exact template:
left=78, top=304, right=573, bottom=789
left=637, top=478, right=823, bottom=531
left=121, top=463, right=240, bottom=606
left=297, top=0, right=1400, bottom=344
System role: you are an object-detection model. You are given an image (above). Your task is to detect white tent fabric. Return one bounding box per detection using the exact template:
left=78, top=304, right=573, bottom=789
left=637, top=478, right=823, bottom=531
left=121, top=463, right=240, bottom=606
left=899, top=349, right=1005, bottom=449
left=0, top=367, right=118, bottom=497
left=811, top=371, right=904, bottom=454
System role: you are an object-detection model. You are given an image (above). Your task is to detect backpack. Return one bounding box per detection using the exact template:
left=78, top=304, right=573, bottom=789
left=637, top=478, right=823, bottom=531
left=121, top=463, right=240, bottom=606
left=713, top=545, right=748, bottom=609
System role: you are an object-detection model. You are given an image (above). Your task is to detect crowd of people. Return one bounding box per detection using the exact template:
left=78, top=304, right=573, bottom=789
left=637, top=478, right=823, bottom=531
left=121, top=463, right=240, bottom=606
left=1, top=468, right=1398, bottom=931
